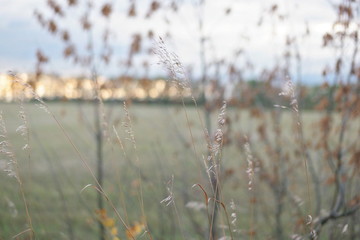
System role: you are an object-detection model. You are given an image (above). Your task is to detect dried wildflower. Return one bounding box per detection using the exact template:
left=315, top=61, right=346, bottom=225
left=0, top=113, right=18, bottom=180
left=160, top=175, right=174, bottom=206
left=9, top=73, right=50, bottom=114
left=230, top=200, right=236, bottom=211
left=244, top=137, right=254, bottom=191
left=103, top=218, right=115, bottom=227
left=204, top=156, right=218, bottom=177
left=291, top=234, right=304, bottom=240
left=218, top=236, right=232, bottom=240
left=293, top=195, right=304, bottom=207
left=5, top=197, right=18, bottom=218
left=278, top=77, right=300, bottom=119
left=16, top=125, right=27, bottom=137
left=279, top=77, right=295, bottom=98
left=126, top=221, right=145, bottom=239
left=122, top=102, right=136, bottom=146
left=218, top=101, right=227, bottom=127
left=212, top=129, right=223, bottom=154
left=35, top=103, right=51, bottom=115
left=310, top=230, right=317, bottom=239
left=306, top=215, right=312, bottom=225
left=111, top=227, right=118, bottom=235
left=153, top=37, right=190, bottom=90
left=96, top=208, right=120, bottom=239
left=230, top=212, right=237, bottom=225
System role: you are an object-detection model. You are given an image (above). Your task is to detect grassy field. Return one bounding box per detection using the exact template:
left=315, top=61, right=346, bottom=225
left=0, top=101, right=358, bottom=240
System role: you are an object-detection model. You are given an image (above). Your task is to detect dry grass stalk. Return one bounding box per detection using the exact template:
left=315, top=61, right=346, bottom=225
left=160, top=175, right=186, bottom=240
left=0, top=112, right=34, bottom=239
left=9, top=73, right=135, bottom=239
left=278, top=77, right=313, bottom=233
left=121, top=102, right=153, bottom=240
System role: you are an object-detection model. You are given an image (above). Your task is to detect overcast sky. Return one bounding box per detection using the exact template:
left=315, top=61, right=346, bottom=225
left=0, top=0, right=339, bottom=84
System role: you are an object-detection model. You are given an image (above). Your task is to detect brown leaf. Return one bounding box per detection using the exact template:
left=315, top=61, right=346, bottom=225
left=270, top=4, right=278, bottom=13
left=349, top=151, right=360, bottom=169
left=34, top=10, right=46, bottom=27
left=348, top=195, right=360, bottom=207
left=64, top=45, right=75, bottom=58
left=130, top=34, right=142, bottom=54
left=68, top=0, right=77, bottom=6
left=147, top=30, right=154, bottom=39
left=62, top=31, right=70, bottom=42
left=318, top=116, right=331, bottom=133
left=335, top=58, right=342, bottom=73
left=48, top=20, right=57, bottom=34
left=101, top=3, right=112, bottom=17
left=323, top=33, right=333, bottom=47
left=146, top=1, right=160, bottom=18
left=250, top=108, right=262, bottom=118
left=315, top=97, right=329, bottom=111
left=128, top=3, right=136, bottom=17
left=47, top=0, right=64, bottom=17
left=150, top=1, right=160, bottom=12
left=325, top=176, right=335, bottom=185
left=36, top=50, right=49, bottom=63
left=81, top=15, right=91, bottom=30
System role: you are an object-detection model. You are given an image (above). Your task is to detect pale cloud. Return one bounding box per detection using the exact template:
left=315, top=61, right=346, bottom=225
left=0, top=0, right=339, bottom=83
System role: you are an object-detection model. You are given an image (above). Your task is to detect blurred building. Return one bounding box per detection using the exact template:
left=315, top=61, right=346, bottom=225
left=0, top=73, right=196, bottom=102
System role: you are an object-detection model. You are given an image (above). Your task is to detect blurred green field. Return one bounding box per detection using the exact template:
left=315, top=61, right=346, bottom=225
left=0, top=102, right=357, bottom=240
